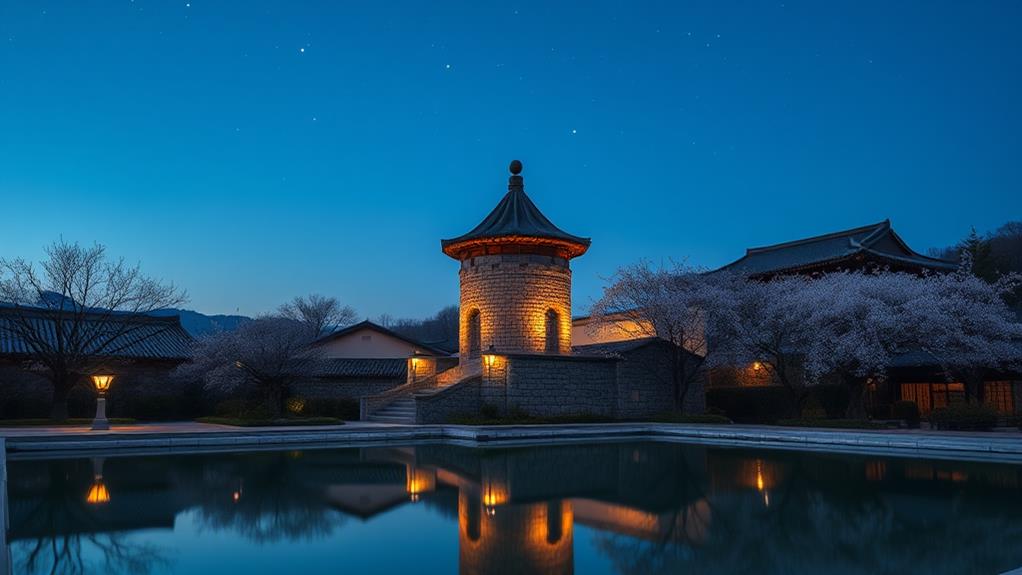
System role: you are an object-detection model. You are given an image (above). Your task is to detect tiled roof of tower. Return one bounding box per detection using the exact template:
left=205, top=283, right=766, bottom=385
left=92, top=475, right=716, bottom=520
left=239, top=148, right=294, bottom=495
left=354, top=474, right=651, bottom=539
left=716, top=220, right=957, bottom=277
left=441, top=160, right=591, bottom=258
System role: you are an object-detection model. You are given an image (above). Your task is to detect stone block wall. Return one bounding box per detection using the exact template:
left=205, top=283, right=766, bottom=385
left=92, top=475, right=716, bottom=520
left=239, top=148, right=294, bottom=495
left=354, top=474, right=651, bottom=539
left=292, top=377, right=403, bottom=401
left=615, top=343, right=706, bottom=417
left=494, top=354, right=619, bottom=417
left=458, top=254, right=572, bottom=358
left=415, top=377, right=481, bottom=424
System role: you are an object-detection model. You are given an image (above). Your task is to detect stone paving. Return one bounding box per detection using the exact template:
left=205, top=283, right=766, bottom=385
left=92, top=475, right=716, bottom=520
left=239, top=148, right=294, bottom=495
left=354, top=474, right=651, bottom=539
left=1, top=421, right=1019, bottom=461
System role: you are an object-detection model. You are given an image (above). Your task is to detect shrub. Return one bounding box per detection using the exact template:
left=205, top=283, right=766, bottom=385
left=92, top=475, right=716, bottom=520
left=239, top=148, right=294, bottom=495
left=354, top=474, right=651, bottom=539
left=930, top=403, right=999, bottom=431
left=213, top=399, right=272, bottom=420
left=810, top=384, right=850, bottom=419
left=706, top=386, right=794, bottom=423
left=892, top=400, right=921, bottom=428
left=302, top=397, right=360, bottom=420
left=130, top=394, right=182, bottom=421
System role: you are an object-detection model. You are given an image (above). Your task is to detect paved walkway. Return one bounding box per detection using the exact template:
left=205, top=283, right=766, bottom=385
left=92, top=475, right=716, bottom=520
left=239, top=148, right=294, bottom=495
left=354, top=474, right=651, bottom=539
left=1, top=421, right=1019, bottom=461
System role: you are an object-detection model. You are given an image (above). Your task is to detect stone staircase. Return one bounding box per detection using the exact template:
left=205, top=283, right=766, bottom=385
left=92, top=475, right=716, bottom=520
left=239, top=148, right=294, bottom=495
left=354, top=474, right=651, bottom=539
left=363, top=363, right=482, bottom=424
left=367, top=396, right=417, bottom=424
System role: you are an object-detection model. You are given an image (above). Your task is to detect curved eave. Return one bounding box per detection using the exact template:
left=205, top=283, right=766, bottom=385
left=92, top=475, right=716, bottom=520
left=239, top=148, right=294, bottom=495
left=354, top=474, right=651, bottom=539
left=441, top=234, right=591, bottom=260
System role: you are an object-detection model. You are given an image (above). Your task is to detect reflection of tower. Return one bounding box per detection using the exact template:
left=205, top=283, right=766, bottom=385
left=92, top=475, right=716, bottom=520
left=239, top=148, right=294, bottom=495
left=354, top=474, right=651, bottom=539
left=459, top=490, right=573, bottom=575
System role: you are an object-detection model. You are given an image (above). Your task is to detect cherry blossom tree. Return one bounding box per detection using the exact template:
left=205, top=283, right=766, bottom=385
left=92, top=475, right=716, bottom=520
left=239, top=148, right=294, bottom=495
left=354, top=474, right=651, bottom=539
left=589, top=262, right=732, bottom=411
left=707, top=274, right=821, bottom=415
left=180, top=317, right=320, bottom=418
left=913, top=261, right=1022, bottom=401
left=799, top=272, right=931, bottom=417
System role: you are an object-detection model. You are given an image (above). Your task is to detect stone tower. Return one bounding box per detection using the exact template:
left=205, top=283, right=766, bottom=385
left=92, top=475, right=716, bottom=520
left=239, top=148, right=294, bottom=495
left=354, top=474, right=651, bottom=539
left=441, top=160, right=590, bottom=362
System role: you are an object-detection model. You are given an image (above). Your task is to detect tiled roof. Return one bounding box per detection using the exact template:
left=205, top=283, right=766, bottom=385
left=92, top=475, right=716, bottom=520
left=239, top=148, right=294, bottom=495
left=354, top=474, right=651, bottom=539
left=717, top=220, right=957, bottom=277
left=312, top=320, right=451, bottom=357
left=441, top=161, right=590, bottom=256
left=0, top=307, right=193, bottom=360
left=573, top=337, right=663, bottom=355
left=307, top=358, right=406, bottom=379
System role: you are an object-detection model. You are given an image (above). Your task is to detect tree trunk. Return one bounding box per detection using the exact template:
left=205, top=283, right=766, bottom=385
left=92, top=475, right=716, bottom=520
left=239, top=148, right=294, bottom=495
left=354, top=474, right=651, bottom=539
left=845, top=378, right=867, bottom=420
left=266, top=384, right=285, bottom=419
left=963, top=373, right=983, bottom=404
left=49, top=374, right=76, bottom=422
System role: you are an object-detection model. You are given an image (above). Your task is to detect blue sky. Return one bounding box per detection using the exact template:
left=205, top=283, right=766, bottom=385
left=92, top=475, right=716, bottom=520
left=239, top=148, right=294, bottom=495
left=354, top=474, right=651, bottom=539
left=1, top=1, right=1019, bottom=318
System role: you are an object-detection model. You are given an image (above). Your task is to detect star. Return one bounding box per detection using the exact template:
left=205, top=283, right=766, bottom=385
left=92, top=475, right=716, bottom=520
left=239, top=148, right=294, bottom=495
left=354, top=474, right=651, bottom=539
left=445, top=63, right=451, bottom=69
left=571, top=129, right=577, bottom=135
left=299, top=47, right=305, bottom=53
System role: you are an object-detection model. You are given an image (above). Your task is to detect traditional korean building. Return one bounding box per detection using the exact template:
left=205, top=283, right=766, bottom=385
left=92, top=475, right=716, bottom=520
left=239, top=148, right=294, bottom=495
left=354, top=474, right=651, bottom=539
left=711, top=221, right=1020, bottom=418
left=0, top=306, right=194, bottom=418
left=716, top=219, right=958, bottom=278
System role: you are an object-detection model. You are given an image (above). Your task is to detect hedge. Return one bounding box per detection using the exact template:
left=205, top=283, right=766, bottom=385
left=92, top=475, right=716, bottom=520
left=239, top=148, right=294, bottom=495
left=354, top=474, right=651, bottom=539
left=706, top=386, right=795, bottom=423
left=929, top=403, right=999, bottom=431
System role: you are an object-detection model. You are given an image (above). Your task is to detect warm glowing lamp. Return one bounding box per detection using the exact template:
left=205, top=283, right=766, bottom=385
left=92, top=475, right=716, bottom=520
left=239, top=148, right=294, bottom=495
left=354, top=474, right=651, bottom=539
left=483, top=345, right=497, bottom=369
left=90, top=373, right=114, bottom=430
left=751, top=361, right=762, bottom=372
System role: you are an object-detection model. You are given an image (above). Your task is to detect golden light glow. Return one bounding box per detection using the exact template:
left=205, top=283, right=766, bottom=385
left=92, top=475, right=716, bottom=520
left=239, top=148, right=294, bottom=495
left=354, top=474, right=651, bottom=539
left=482, top=477, right=508, bottom=511
left=484, top=353, right=496, bottom=367
left=286, top=397, right=306, bottom=415
left=86, top=481, right=110, bottom=504
left=91, top=374, right=114, bottom=394
left=751, top=361, right=763, bottom=372
left=406, top=466, right=436, bottom=502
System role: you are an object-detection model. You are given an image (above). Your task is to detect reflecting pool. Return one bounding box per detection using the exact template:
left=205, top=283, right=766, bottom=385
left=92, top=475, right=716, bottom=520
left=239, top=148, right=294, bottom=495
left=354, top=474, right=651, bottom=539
left=4, top=442, right=1022, bottom=574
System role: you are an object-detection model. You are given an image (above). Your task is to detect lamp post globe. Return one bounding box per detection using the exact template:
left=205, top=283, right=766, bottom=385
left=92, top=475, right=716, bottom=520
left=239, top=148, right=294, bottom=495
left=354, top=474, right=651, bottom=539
left=90, top=374, right=114, bottom=431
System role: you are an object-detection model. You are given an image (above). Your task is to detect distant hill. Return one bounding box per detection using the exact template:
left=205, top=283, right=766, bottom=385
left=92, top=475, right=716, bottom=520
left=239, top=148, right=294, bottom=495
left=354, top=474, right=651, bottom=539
left=149, top=309, right=249, bottom=337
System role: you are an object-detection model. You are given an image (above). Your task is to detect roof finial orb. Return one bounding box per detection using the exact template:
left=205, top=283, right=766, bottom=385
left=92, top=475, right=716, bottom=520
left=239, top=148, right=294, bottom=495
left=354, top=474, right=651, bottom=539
left=509, top=159, right=523, bottom=175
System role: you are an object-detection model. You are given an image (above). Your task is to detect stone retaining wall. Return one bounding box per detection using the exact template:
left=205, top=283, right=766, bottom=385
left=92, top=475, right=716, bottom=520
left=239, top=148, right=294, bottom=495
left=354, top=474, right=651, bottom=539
left=415, top=378, right=481, bottom=424
left=499, top=354, right=619, bottom=417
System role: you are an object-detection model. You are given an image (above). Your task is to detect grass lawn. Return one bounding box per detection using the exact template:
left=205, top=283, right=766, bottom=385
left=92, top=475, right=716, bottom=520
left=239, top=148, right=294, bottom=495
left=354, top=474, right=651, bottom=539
left=0, top=418, right=137, bottom=427
left=195, top=416, right=343, bottom=427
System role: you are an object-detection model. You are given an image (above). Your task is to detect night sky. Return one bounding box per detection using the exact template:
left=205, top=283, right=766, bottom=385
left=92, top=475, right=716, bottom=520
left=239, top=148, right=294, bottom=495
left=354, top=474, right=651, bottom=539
left=1, top=1, right=1019, bottom=318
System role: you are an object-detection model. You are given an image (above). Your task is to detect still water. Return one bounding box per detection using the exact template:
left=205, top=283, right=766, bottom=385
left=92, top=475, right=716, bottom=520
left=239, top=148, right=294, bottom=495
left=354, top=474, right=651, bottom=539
left=4, top=441, right=1022, bottom=575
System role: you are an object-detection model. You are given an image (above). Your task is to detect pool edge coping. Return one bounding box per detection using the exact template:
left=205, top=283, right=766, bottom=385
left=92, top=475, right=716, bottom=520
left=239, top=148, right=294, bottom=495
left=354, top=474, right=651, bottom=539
left=3, top=424, right=1022, bottom=463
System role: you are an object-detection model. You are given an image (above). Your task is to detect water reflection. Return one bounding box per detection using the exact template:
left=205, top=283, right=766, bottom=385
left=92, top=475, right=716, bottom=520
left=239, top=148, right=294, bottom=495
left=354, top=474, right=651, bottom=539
left=5, top=442, right=1022, bottom=574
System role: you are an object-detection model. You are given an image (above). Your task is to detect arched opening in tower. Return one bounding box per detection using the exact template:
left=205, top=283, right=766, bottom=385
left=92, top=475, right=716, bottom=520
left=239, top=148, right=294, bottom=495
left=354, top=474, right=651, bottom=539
left=545, top=309, right=560, bottom=354
left=468, top=309, right=482, bottom=358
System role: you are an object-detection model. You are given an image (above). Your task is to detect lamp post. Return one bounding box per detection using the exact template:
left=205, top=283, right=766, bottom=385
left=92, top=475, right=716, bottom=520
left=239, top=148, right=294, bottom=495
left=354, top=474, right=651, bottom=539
left=90, top=374, right=114, bottom=431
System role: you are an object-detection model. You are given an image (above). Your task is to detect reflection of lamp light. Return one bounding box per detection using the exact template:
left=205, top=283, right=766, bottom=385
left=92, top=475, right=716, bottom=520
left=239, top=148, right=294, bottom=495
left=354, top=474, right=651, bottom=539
left=406, top=465, right=436, bottom=502
left=87, top=457, right=110, bottom=504
left=482, top=476, right=507, bottom=515
left=90, top=374, right=114, bottom=430
left=86, top=481, right=110, bottom=504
